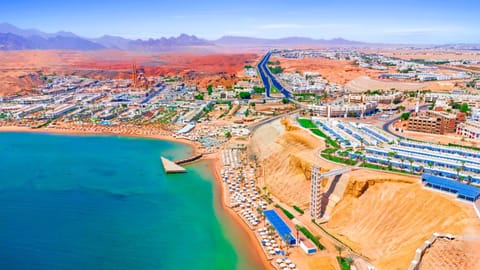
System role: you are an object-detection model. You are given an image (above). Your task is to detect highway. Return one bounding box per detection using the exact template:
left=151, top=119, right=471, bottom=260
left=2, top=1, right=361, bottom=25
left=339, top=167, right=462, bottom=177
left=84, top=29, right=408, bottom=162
left=256, top=52, right=292, bottom=99
left=257, top=52, right=272, bottom=97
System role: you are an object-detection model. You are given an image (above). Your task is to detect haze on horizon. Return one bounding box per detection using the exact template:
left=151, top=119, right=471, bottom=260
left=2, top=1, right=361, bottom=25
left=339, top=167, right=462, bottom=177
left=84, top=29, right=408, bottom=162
left=2, top=0, right=480, bottom=44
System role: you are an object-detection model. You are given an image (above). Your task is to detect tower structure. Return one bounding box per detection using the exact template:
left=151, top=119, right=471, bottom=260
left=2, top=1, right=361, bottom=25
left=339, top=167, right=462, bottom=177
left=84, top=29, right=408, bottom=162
left=132, top=64, right=137, bottom=88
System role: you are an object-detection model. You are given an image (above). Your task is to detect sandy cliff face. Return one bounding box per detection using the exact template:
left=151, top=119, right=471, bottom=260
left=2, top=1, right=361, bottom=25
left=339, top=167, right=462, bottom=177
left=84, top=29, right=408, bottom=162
left=327, top=180, right=480, bottom=270
left=251, top=117, right=329, bottom=207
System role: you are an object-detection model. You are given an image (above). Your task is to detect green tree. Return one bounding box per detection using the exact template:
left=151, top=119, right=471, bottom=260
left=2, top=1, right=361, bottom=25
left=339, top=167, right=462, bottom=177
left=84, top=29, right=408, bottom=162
left=239, top=92, right=251, bottom=99
left=225, top=131, right=232, bottom=138
left=284, top=234, right=292, bottom=255
left=460, top=103, right=469, bottom=113
left=428, top=162, right=434, bottom=173
left=408, top=158, right=414, bottom=173
left=281, top=98, right=289, bottom=104
left=400, top=112, right=411, bottom=120
left=455, top=167, right=461, bottom=180
left=253, top=86, right=265, bottom=93
left=207, top=84, right=213, bottom=95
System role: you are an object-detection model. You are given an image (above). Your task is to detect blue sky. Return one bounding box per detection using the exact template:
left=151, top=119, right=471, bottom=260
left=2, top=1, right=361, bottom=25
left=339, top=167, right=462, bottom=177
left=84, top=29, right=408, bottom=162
left=2, top=0, right=479, bottom=43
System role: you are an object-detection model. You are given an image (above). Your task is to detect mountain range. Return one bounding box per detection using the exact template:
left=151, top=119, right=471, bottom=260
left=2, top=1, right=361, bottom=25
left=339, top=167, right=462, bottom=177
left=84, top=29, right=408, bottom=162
left=1, top=22, right=478, bottom=51
left=0, top=22, right=369, bottom=51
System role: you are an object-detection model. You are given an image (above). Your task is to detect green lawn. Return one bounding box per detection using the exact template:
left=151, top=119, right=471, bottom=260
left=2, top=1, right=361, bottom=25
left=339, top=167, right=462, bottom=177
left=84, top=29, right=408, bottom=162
left=297, top=118, right=318, bottom=129
left=270, top=85, right=280, bottom=93
left=296, top=225, right=325, bottom=250
left=311, top=129, right=339, bottom=148
left=274, top=204, right=294, bottom=219
left=293, top=205, right=304, bottom=214
left=337, top=257, right=351, bottom=270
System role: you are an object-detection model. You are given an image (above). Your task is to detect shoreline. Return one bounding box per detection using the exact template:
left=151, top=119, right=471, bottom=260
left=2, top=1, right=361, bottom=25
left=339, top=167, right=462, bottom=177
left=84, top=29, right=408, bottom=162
left=1, top=125, right=270, bottom=269
left=0, top=125, right=200, bottom=154
left=205, top=153, right=272, bottom=270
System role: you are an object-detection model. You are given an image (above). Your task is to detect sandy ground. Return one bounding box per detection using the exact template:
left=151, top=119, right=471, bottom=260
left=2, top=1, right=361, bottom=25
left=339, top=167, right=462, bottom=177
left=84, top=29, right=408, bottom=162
left=272, top=56, right=386, bottom=86
left=205, top=153, right=272, bottom=270
left=250, top=117, right=339, bottom=207
left=327, top=180, right=480, bottom=270
left=364, top=49, right=480, bottom=61
left=0, top=125, right=200, bottom=151
left=418, top=238, right=480, bottom=270
left=345, top=76, right=426, bottom=92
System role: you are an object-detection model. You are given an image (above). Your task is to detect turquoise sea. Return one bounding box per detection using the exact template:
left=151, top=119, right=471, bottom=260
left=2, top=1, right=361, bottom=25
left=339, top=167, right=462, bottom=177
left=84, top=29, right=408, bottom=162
left=0, top=132, right=262, bottom=270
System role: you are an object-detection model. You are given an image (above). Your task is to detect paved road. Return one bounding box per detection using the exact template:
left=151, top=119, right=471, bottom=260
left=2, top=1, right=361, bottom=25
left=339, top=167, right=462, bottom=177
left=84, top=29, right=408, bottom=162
left=256, top=52, right=292, bottom=99
left=382, top=104, right=429, bottom=138
left=248, top=109, right=301, bottom=132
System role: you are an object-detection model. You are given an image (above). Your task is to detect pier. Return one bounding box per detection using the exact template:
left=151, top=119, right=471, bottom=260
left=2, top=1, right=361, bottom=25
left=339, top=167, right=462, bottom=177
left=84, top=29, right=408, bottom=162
left=161, top=157, right=186, bottom=173
left=175, top=154, right=203, bottom=165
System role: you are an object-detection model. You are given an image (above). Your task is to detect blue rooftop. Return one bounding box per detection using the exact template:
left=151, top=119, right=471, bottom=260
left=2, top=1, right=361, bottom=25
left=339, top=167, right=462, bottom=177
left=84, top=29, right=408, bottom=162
left=264, top=209, right=296, bottom=245
left=422, top=174, right=480, bottom=201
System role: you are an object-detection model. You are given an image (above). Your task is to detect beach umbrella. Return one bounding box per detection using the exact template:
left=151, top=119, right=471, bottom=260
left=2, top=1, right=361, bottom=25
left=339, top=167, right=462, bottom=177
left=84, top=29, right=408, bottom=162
left=285, top=259, right=292, bottom=264
left=279, top=263, right=287, bottom=268
left=289, top=264, right=296, bottom=268
left=275, top=259, right=283, bottom=264
left=269, top=251, right=275, bottom=255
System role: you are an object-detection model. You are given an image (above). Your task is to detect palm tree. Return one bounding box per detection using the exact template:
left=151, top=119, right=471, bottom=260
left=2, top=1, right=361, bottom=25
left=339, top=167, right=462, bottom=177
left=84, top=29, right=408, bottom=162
left=408, top=158, right=414, bottom=173
left=400, top=157, right=405, bottom=169
left=460, top=160, right=465, bottom=174
left=467, top=175, right=472, bottom=185
left=335, top=245, right=345, bottom=257
left=419, top=165, right=424, bottom=173
left=257, top=207, right=265, bottom=225
left=455, top=167, right=461, bottom=181
left=267, top=225, right=275, bottom=237
left=428, top=162, right=434, bottom=173
left=284, top=234, right=292, bottom=255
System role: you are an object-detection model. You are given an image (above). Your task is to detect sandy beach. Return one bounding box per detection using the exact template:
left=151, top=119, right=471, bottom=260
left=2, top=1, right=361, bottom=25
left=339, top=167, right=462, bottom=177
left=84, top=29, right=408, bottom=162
left=1, top=125, right=270, bottom=269
left=0, top=125, right=200, bottom=153
left=205, top=153, right=272, bottom=270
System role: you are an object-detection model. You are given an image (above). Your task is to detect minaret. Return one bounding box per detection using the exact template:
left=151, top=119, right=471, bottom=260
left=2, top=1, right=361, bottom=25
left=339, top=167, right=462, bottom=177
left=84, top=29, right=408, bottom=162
left=132, top=64, right=137, bottom=88
left=415, top=98, right=419, bottom=113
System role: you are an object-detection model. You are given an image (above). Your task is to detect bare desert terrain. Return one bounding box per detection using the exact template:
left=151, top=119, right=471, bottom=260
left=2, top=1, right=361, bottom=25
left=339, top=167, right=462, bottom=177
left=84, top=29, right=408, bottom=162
left=0, top=50, right=259, bottom=96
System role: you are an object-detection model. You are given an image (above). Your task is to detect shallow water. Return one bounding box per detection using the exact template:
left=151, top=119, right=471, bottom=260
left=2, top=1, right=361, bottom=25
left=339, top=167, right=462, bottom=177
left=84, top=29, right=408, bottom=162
left=0, top=132, right=261, bottom=270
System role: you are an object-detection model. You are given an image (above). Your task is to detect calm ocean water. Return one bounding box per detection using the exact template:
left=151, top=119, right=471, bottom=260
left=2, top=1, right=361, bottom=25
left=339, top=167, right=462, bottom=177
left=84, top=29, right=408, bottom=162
left=0, top=132, right=260, bottom=270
